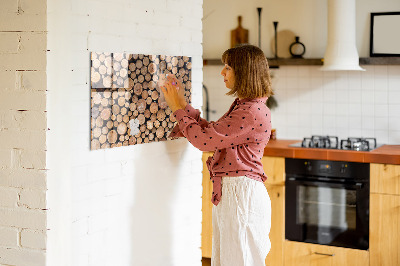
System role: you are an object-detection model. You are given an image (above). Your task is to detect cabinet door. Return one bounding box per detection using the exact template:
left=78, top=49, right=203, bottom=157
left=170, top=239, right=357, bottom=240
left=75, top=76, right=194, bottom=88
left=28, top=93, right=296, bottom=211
left=370, top=193, right=400, bottom=266
left=201, top=152, right=213, bottom=258
left=261, top=156, right=285, bottom=185
left=284, top=241, right=369, bottom=266
left=370, top=163, right=400, bottom=195
left=264, top=184, right=284, bottom=266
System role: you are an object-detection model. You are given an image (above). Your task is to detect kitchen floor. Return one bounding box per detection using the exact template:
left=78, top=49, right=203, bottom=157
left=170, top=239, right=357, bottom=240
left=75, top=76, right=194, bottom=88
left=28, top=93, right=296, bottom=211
left=202, top=257, right=211, bottom=266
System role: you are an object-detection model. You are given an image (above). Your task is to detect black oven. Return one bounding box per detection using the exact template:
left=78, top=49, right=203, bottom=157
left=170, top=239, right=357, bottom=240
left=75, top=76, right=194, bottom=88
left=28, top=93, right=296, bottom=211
left=285, top=158, right=369, bottom=250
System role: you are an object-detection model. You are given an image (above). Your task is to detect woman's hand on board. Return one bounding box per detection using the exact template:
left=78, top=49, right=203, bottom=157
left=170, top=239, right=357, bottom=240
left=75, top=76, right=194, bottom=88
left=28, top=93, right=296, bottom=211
left=159, top=74, right=187, bottom=113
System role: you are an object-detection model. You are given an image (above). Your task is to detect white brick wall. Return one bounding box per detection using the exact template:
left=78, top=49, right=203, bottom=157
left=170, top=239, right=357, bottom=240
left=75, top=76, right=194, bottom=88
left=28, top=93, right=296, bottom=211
left=0, top=0, right=48, bottom=265
left=47, top=1, right=203, bottom=266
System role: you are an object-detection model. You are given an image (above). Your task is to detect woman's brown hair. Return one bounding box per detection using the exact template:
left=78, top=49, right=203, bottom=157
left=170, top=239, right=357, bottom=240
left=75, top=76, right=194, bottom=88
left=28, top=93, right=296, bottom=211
left=221, top=44, right=273, bottom=99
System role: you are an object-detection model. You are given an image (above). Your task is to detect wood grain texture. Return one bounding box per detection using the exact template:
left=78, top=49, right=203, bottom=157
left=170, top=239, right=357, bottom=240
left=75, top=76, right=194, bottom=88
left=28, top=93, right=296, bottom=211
left=264, top=184, right=285, bottom=266
left=284, top=241, right=369, bottom=266
left=202, top=152, right=214, bottom=258
left=90, top=52, right=192, bottom=150
left=370, top=163, right=400, bottom=195
left=261, top=156, right=285, bottom=185
left=370, top=193, right=400, bottom=266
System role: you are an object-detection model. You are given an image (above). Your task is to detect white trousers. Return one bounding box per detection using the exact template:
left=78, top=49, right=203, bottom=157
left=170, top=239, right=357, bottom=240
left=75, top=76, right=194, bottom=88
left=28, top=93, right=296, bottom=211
left=212, top=176, right=271, bottom=266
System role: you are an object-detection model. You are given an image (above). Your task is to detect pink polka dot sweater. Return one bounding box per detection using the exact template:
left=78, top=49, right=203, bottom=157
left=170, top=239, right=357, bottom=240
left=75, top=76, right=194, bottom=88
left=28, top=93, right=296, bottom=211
left=170, top=97, right=271, bottom=206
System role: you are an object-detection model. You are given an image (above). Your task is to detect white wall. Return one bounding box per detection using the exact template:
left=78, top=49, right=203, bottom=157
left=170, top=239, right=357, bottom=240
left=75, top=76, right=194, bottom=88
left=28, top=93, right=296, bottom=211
left=203, top=0, right=400, bottom=58
left=0, top=0, right=48, bottom=265
left=203, top=0, right=400, bottom=145
left=46, top=0, right=203, bottom=266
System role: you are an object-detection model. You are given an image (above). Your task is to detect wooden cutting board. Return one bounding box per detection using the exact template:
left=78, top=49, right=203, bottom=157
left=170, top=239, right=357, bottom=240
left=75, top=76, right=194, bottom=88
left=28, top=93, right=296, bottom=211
left=231, top=16, right=249, bottom=48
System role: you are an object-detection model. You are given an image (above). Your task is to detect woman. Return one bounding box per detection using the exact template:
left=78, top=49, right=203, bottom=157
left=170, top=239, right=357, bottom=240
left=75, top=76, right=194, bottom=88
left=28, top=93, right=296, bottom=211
left=161, top=44, right=273, bottom=266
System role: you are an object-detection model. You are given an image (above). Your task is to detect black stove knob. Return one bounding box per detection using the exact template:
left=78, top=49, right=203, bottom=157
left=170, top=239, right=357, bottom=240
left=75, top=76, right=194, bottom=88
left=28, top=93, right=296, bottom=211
left=340, top=164, right=347, bottom=174
left=305, top=161, right=312, bottom=171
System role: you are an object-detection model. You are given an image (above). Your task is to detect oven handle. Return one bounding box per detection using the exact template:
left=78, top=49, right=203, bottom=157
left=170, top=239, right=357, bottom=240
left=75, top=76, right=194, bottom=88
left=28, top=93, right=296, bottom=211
left=286, top=177, right=364, bottom=189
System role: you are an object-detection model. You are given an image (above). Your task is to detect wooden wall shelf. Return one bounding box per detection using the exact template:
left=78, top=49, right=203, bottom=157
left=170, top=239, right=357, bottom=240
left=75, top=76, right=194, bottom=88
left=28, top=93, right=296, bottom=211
left=359, top=57, right=400, bottom=65
left=203, top=57, right=400, bottom=67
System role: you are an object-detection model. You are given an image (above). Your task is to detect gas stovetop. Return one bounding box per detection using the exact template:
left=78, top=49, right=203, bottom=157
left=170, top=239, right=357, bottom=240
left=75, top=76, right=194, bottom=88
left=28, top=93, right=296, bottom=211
left=289, top=135, right=382, bottom=151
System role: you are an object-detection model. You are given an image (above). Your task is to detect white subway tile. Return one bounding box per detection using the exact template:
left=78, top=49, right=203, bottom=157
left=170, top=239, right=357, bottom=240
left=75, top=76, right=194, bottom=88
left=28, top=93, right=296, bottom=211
left=348, top=128, right=362, bottom=137
left=374, top=65, right=388, bottom=77
left=322, top=70, right=335, bottom=79
left=322, top=115, right=336, bottom=130
left=348, top=116, right=362, bottom=129
left=323, top=103, right=336, bottom=116
left=374, top=90, right=388, bottom=104
left=375, top=117, right=389, bottom=130
left=388, top=117, right=400, bottom=131
left=335, top=72, right=348, bottom=90
left=388, top=131, right=400, bottom=143
left=375, top=104, right=389, bottom=117
left=348, top=90, right=362, bottom=104
left=361, top=129, right=375, bottom=138
left=285, top=66, right=298, bottom=77
left=389, top=103, right=400, bottom=117
left=388, top=91, right=400, bottom=104
left=361, top=90, right=375, bottom=104
left=361, top=74, right=374, bottom=91
left=323, top=86, right=336, bottom=103
left=362, top=116, right=375, bottom=130
left=374, top=130, right=389, bottom=144
left=336, top=90, right=349, bottom=103
left=336, top=103, right=349, bottom=116
left=361, top=103, right=375, bottom=117
left=348, top=72, right=362, bottom=90
left=374, top=77, right=388, bottom=92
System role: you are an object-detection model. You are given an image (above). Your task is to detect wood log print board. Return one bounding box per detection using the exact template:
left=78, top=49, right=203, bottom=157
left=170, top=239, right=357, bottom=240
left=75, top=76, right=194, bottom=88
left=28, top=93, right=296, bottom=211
left=90, top=52, right=192, bottom=150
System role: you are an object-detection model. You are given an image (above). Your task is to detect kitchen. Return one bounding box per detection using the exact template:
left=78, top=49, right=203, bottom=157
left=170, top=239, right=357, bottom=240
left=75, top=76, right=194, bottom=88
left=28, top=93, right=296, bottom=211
left=202, top=0, right=400, bottom=265
left=0, top=0, right=399, bottom=265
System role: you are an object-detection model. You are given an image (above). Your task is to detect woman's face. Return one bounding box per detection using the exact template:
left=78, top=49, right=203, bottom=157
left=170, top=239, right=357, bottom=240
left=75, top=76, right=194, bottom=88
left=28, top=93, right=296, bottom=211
left=220, top=64, right=235, bottom=89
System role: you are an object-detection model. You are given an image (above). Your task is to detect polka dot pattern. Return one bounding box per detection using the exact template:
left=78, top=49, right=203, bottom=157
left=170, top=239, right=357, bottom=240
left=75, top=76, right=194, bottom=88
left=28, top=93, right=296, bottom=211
left=170, top=97, right=272, bottom=206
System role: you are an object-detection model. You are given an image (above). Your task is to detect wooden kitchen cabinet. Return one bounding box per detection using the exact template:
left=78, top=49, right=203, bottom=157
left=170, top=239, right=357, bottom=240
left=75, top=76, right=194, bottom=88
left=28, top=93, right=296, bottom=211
left=370, top=163, right=400, bottom=266
left=264, top=184, right=285, bottom=266
left=284, top=241, right=369, bottom=266
left=370, top=163, right=400, bottom=195
left=201, top=152, right=213, bottom=258
left=201, top=154, right=286, bottom=266
left=262, top=156, right=285, bottom=266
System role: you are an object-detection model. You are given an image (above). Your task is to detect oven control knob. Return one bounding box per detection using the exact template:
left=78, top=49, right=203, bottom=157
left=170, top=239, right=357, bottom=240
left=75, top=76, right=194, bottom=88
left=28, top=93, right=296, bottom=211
left=304, top=162, right=312, bottom=171
left=340, top=164, right=347, bottom=174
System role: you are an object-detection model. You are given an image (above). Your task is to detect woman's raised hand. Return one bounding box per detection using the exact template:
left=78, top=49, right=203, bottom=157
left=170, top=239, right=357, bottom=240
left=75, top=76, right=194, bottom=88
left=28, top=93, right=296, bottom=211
left=159, top=74, right=187, bottom=112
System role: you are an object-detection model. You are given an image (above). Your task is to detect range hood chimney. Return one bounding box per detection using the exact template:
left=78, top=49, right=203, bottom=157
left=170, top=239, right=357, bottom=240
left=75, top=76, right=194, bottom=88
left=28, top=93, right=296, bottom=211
left=320, top=0, right=365, bottom=71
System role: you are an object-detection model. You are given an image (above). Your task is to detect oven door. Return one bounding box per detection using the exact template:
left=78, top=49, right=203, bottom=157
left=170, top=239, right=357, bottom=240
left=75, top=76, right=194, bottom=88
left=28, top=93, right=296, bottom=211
left=285, top=177, right=369, bottom=250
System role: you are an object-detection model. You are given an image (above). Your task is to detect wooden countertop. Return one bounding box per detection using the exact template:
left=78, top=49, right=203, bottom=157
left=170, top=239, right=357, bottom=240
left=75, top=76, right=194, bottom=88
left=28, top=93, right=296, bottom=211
left=263, top=139, right=400, bottom=165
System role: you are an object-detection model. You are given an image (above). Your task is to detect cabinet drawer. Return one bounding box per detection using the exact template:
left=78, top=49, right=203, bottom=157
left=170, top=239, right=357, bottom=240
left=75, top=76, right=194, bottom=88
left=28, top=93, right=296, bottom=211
left=284, top=241, right=369, bottom=266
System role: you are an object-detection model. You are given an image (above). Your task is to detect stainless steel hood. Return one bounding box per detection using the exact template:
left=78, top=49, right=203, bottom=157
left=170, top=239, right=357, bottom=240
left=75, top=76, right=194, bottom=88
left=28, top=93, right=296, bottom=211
left=320, top=0, right=365, bottom=71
